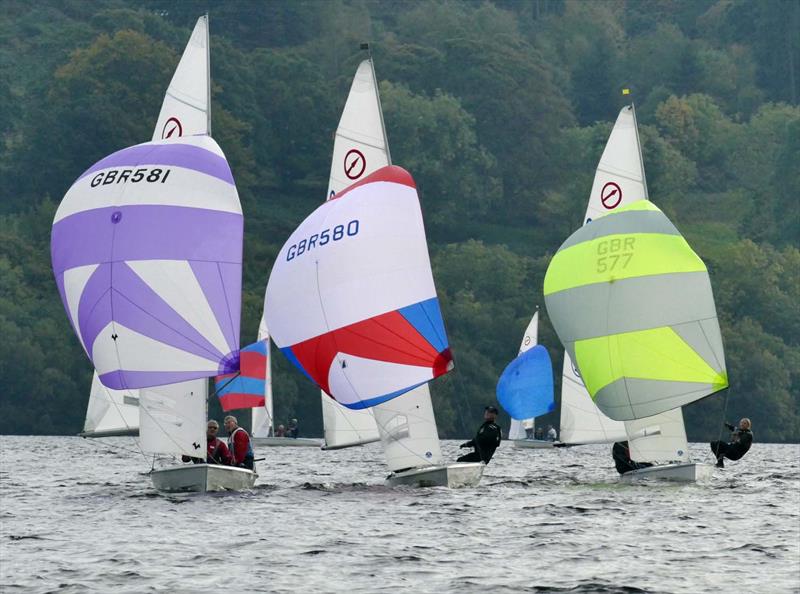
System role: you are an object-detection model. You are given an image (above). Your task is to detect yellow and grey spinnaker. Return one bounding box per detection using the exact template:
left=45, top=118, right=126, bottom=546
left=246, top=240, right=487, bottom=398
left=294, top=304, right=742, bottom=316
left=543, top=200, right=727, bottom=421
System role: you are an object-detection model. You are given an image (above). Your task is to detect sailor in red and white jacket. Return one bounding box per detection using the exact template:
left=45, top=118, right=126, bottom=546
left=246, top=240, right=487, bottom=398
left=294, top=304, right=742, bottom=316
left=223, top=415, right=255, bottom=470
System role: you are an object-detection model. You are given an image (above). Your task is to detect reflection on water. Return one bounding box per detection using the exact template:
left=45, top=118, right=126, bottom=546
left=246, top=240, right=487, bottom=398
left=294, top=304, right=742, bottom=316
left=1, top=436, right=798, bottom=593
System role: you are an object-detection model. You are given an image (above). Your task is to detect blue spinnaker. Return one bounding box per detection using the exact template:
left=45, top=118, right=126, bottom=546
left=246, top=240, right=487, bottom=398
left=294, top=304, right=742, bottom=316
left=496, top=344, right=555, bottom=420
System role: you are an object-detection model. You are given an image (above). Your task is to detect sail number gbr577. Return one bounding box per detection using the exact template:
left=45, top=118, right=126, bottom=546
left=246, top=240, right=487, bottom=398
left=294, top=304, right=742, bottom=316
left=286, top=220, right=360, bottom=261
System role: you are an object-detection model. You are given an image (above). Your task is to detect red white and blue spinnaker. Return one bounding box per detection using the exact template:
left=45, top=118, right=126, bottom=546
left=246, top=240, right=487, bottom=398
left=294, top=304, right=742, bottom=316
left=264, top=166, right=453, bottom=410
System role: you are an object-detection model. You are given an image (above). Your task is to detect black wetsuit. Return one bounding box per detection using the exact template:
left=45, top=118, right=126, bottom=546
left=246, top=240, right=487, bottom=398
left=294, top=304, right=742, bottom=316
left=612, top=441, right=653, bottom=475
left=710, top=424, right=752, bottom=467
left=458, top=421, right=502, bottom=464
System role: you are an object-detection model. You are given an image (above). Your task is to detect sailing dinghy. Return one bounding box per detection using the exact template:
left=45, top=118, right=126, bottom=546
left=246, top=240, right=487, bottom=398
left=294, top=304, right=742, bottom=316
left=317, top=49, right=481, bottom=486
left=497, top=309, right=560, bottom=449
left=265, top=162, right=483, bottom=488
left=544, top=150, right=727, bottom=483
left=54, top=17, right=255, bottom=492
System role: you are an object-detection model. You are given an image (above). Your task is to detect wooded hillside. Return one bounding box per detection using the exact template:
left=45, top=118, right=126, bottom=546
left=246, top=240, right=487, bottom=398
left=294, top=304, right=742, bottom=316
left=1, top=0, right=797, bottom=441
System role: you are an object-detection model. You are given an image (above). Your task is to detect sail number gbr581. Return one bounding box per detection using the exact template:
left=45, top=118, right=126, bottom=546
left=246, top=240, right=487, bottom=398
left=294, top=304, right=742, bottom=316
left=90, top=168, right=171, bottom=187
left=286, top=220, right=360, bottom=261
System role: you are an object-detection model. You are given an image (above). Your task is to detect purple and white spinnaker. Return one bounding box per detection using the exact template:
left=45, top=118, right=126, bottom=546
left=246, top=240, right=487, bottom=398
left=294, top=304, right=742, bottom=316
left=52, top=135, right=243, bottom=390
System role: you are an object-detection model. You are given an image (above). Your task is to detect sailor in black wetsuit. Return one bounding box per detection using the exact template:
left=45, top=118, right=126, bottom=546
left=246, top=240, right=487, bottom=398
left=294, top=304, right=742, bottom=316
left=612, top=441, right=653, bottom=475
left=458, top=406, right=502, bottom=464
left=710, top=418, right=753, bottom=468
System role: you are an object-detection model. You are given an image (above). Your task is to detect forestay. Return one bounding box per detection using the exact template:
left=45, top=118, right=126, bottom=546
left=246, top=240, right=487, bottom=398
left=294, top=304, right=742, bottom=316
left=544, top=200, right=728, bottom=421
left=51, top=135, right=243, bottom=390
left=82, top=374, right=140, bottom=437
left=265, top=166, right=453, bottom=410
left=140, top=379, right=208, bottom=458
left=152, top=15, right=210, bottom=141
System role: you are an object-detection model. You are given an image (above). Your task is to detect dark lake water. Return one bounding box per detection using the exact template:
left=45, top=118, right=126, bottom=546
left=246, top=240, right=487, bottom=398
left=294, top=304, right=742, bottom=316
left=1, top=436, right=798, bottom=593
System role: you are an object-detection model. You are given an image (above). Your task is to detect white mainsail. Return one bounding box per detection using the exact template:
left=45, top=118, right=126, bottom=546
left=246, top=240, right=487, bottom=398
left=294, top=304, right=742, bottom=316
left=558, top=105, right=644, bottom=445
left=81, top=374, right=140, bottom=437
left=140, top=380, right=208, bottom=458
left=626, top=408, right=689, bottom=464
left=251, top=316, right=274, bottom=438
left=81, top=16, right=213, bottom=438
left=152, top=15, right=211, bottom=141
left=508, top=310, right=539, bottom=440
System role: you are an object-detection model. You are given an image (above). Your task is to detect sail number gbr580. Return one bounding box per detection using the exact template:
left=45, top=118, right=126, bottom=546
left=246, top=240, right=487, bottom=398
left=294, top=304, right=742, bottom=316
left=286, top=220, right=360, bottom=261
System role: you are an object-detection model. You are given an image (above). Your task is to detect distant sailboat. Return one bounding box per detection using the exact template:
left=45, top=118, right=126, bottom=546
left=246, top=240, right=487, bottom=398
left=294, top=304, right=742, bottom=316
left=265, top=161, right=483, bottom=488
left=56, top=16, right=256, bottom=492
left=80, top=375, right=139, bottom=438
left=498, top=309, right=559, bottom=449
left=544, top=107, right=727, bottom=482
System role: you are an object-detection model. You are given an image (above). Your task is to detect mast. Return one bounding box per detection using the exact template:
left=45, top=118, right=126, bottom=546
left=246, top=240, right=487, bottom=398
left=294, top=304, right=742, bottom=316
left=630, top=102, right=648, bottom=200
left=205, top=12, right=212, bottom=137
left=363, top=42, right=392, bottom=166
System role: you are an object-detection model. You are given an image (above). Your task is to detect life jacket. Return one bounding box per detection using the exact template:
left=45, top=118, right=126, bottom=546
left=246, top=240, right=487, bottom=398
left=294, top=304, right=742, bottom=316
left=228, top=426, right=254, bottom=463
left=207, top=437, right=226, bottom=464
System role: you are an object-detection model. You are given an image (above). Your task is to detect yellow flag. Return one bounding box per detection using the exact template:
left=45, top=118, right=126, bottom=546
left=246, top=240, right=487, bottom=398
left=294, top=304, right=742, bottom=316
left=622, top=88, right=631, bottom=95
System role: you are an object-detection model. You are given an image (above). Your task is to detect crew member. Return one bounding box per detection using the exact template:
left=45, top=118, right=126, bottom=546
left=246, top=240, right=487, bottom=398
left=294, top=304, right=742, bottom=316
left=287, top=418, right=299, bottom=438
left=458, top=406, right=502, bottom=464
left=224, top=415, right=255, bottom=470
left=710, top=418, right=753, bottom=468
left=612, top=441, right=653, bottom=475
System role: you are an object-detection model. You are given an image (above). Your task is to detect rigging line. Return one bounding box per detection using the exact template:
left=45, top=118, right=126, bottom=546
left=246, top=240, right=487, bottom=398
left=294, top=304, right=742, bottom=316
left=345, top=322, right=437, bottom=361
left=214, top=260, right=238, bottom=356
left=450, top=367, right=472, bottom=440
left=110, top=289, right=223, bottom=361
left=710, top=387, right=731, bottom=464
left=78, top=434, right=148, bottom=458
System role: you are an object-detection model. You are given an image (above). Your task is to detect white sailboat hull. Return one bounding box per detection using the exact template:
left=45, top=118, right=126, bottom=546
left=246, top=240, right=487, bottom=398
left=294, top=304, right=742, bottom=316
left=620, top=462, right=713, bottom=483
left=150, top=464, right=257, bottom=493
left=512, top=439, right=559, bottom=449
left=385, top=462, right=484, bottom=488
left=252, top=436, right=322, bottom=448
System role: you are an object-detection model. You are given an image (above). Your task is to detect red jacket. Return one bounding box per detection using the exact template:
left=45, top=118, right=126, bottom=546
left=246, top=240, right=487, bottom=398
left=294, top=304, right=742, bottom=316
left=228, top=427, right=253, bottom=466
left=208, top=437, right=232, bottom=465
